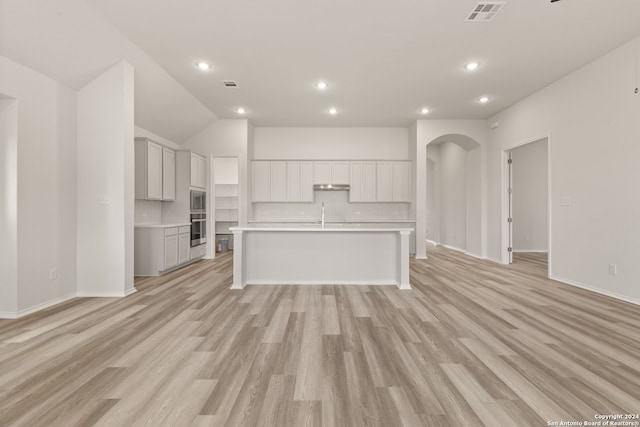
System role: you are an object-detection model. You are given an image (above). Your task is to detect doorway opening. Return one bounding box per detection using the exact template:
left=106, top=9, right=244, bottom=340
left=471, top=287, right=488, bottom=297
left=502, top=136, right=551, bottom=274
left=211, top=156, right=240, bottom=258
left=426, top=134, right=481, bottom=257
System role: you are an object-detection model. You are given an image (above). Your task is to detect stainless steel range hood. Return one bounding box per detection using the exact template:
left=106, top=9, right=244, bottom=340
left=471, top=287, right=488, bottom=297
left=313, top=184, right=350, bottom=191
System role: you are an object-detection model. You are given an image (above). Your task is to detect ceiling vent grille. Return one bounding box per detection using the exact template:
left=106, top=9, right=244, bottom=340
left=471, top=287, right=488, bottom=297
left=221, top=80, right=239, bottom=88
left=466, top=2, right=506, bottom=22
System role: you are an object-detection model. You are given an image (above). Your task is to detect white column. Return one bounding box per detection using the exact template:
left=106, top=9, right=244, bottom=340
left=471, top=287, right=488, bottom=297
left=398, top=230, right=411, bottom=289
left=230, top=230, right=245, bottom=289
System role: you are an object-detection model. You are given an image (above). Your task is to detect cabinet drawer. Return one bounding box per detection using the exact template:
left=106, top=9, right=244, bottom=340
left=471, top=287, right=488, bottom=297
left=179, top=226, right=191, bottom=234
left=164, top=227, right=178, bottom=237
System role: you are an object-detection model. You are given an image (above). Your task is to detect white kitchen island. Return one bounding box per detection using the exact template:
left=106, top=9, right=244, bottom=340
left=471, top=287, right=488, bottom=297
left=229, top=226, right=412, bottom=289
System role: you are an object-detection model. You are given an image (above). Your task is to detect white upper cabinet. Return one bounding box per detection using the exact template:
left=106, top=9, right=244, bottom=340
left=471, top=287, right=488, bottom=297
left=287, top=161, right=301, bottom=201
left=252, top=160, right=314, bottom=202
left=252, top=161, right=271, bottom=202
left=313, top=161, right=331, bottom=184
left=331, top=161, right=349, bottom=184
left=162, top=148, right=176, bottom=201
left=376, top=161, right=393, bottom=202
left=287, top=161, right=314, bottom=202
left=376, top=161, right=411, bottom=202
left=270, top=161, right=287, bottom=202
left=392, top=161, right=411, bottom=202
left=349, top=161, right=376, bottom=202
left=313, top=161, right=349, bottom=184
left=135, top=138, right=175, bottom=201
left=300, top=162, right=314, bottom=202
left=190, top=152, right=207, bottom=189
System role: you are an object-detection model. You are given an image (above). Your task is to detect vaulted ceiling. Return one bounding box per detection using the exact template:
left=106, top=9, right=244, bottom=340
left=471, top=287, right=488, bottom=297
left=2, top=0, right=640, bottom=142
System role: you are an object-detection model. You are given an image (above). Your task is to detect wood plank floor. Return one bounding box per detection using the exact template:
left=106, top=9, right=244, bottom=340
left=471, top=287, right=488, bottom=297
left=1, top=246, right=640, bottom=426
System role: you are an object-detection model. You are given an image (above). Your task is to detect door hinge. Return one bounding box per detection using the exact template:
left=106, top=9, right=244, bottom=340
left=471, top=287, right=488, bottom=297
left=508, top=247, right=513, bottom=253
left=508, top=218, right=512, bottom=223
left=508, top=158, right=513, bottom=164
left=508, top=188, right=512, bottom=194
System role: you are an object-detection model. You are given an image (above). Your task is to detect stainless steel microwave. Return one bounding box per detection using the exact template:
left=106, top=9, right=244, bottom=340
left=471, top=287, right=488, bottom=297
left=190, top=190, right=206, bottom=213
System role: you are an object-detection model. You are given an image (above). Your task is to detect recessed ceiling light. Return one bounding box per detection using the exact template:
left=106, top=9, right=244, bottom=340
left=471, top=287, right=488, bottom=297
left=315, top=81, right=328, bottom=90
left=420, top=107, right=430, bottom=114
left=328, top=107, right=338, bottom=115
left=195, top=61, right=212, bottom=71
left=465, top=62, right=479, bottom=71
left=236, top=107, right=246, bottom=114
left=479, top=96, right=490, bottom=103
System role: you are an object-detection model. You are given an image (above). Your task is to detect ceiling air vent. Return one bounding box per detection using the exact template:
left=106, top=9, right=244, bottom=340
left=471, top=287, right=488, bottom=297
left=221, top=80, right=238, bottom=88
left=466, top=2, right=506, bottom=22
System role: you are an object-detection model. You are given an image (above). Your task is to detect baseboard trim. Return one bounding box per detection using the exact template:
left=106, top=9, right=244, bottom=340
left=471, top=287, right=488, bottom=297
left=513, top=250, right=548, bottom=253
left=77, top=290, right=135, bottom=298
left=464, top=251, right=484, bottom=260
left=440, top=244, right=466, bottom=253
left=0, top=293, right=77, bottom=319
left=246, top=280, right=398, bottom=286
left=549, top=274, right=640, bottom=307
left=124, top=287, right=138, bottom=296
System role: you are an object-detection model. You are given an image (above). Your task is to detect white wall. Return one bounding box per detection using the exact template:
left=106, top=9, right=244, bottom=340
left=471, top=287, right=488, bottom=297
left=439, top=142, right=467, bottom=251
left=487, top=36, right=640, bottom=303
left=426, top=151, right=439, bottom=243
left=213, top=157, right=239, bottom=184
left=0, top=55, right=78, bottom=316
left=415, top=120, right=487, bottom=259
left=0, top=97, right=18, bottom=315
left=253, top=127, right=409, bottom=160
left=511, top=139, right=548, bottom=252
left=77, top=61, right=135, bottom=297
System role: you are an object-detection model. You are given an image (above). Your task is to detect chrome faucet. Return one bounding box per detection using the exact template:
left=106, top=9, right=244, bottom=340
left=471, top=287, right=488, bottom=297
left=321, top=202, right=325, bottom=228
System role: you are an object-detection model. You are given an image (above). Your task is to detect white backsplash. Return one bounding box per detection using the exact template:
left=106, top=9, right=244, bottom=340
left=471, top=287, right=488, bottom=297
left=253, top=191, right=410, bottom=222
left=135, top=200, right=162, bottom=224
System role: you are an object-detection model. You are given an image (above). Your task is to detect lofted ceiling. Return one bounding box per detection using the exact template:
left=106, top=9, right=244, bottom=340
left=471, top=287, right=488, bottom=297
left=2, top=0, right=640, bottom=140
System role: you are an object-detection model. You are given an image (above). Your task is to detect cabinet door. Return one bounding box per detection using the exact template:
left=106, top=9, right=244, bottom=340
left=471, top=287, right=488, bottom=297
left=197, top=156, right=207, bottom=188
left=162, top=148, right=176, bottom=201
left=300, top=162, right=314, bottom=202
left=270, top=161, right=287, bottom=202
left=349, top=162, right=363, bottom=202
left=147, top=142, right=163, bottom=200
left=178, top=233, right=190, bottom=264
left=287, top=161, right=301, bottom=202
left=331, top=161, right=349, bottom=184
left=314, top=162, right=331, bottom=184
left=164, top=235, right=179, bottom=269
left=190, top=154, right=198, bottom=188
left=252, top=161, right=271, bottom=202
left=362, top=161, right=377, bottom=202
left=392, top=161, right=411, bottom=202
left=376, top=161, right=393, bottom=202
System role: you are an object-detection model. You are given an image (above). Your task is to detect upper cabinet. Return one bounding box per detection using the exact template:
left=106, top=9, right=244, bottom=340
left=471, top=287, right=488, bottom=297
left=252, top=160, right=314, bottom=203
left=190, top=153, right=207, bottom=189
left=135, top=138, right=175, bottom=201
left=377, top=161, right=411, bottom=203
left=313, top=161, right=349, bottom=184
left=162, top=148, right=176, bottom=201
left=349, top=161, right=377, bottom=202
left=251, top=159, right=410, bottom=203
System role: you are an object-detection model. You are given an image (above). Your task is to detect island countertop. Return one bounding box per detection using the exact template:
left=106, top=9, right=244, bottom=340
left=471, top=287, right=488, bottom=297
left=228, top=226, right=411, bottom=290
left=229, top=225, right=414, bottom=233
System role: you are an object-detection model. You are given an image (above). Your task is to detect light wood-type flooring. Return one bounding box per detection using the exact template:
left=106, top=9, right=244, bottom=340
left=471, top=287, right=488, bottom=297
left=1, top=247, right=640, bottom=426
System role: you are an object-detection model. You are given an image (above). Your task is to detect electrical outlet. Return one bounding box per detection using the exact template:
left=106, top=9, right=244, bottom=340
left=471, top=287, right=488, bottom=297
left=100, top=195, right=111, bottom=205
left=49, top=268, right=57, bottom=280
left=608, top=264, right=617, bottom=275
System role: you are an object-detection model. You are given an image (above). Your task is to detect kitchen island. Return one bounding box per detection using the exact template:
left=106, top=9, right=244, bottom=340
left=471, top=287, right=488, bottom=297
left=229, top=225, right=412, bottom=289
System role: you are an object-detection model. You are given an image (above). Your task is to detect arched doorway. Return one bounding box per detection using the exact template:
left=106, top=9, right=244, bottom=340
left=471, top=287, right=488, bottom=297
left=425, top=134, right=482, bottom=257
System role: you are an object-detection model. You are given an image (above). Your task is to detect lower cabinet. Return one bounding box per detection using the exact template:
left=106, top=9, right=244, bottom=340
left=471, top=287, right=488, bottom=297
left=135, top=225, right=199, bottom=276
